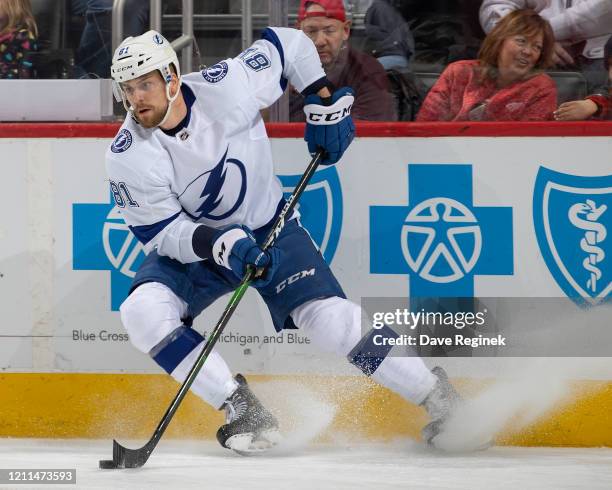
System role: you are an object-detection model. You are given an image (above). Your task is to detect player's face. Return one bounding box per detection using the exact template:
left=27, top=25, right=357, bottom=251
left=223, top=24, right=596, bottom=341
left=301, top=14, right=350, bottom=70
left=497, top=32, right=543, bottom=82
left=121, top=72, right=169, bottom=128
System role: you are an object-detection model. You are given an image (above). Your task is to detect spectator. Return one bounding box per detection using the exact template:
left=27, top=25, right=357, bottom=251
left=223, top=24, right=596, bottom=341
left=554, top=35, right=611, bottom=120
left=480, top=0, right=612, bottom=93
left=364, top=0, right=415, bottom=71
left=394, top=0, right=483, bottom=70
left=0, top=0, right=38, bottom=79
left=417, top=9, right=557, bottom=121
left=72, top=0, right=149, bottom=78
left=290, top=0, right=396, bottom=121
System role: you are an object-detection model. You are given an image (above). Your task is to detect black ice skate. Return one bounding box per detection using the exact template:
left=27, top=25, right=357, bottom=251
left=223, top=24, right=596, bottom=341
left=216, top=374, right=281, bottom=455
left=420, top=367, right=461, bottom=447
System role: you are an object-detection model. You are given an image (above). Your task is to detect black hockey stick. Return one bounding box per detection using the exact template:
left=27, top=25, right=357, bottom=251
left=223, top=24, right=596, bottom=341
left=100, top=149, right=325, bottom=469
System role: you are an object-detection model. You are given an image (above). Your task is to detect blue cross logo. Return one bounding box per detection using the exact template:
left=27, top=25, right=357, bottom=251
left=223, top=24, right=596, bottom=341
left=370, top=164, right=513, bottom=297
left=73, top=193, right=146, bottom=311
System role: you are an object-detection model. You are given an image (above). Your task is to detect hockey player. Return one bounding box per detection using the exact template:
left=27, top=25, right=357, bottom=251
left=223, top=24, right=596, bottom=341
left=107, top=28, right=460, bottom=453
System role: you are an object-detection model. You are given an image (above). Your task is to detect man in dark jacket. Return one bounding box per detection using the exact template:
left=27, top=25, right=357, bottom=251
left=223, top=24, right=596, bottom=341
left=364, top=0, right=415, bottom=71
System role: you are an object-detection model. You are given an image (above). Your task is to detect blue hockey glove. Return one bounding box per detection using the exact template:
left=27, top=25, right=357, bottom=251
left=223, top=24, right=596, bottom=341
left=303, top=86, right=355, bottom=165
left=212, top=225, right=280, bottom=288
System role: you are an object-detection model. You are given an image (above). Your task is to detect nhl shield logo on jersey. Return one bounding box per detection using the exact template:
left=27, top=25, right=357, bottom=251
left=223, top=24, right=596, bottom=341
left=278, top=166, right=343, bottom=263
left=111, top=129, right=133, bottom=154
left=533, top=167, right=611, bottom=306
left=201, top=62, right=229, bottom=83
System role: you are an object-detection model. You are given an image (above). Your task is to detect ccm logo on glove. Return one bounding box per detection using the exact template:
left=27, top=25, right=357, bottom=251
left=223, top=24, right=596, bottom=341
left=306, top=105, right=352, bottom=123
left=304, top=91, right=354, bottom=126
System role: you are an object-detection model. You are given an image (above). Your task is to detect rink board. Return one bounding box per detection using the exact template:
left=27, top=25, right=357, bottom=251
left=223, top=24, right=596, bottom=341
left=1, top=372, right=612, bottom=447
left=0, top=122, right=611, bottom=444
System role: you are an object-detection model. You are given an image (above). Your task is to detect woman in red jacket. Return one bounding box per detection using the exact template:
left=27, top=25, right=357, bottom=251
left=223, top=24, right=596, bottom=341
left=417, top=9, right=556, bottom=121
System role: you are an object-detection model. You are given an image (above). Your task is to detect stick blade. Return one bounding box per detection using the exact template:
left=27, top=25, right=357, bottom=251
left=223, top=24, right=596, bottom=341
left=111, top=439, right=155, bottom=469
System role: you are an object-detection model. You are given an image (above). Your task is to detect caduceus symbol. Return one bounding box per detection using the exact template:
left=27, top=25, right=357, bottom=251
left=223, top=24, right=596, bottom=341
left=568, top=199, right=607, bottom=293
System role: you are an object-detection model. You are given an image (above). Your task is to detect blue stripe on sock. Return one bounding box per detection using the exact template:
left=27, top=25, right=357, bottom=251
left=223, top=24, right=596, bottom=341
left=348, top=326, right=398, bottom=376
left=150, top=326, right=204, bottom=374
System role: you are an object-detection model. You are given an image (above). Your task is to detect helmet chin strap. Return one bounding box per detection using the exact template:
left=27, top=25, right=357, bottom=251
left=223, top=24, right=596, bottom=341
left=157, top=78, right=182, bottom=127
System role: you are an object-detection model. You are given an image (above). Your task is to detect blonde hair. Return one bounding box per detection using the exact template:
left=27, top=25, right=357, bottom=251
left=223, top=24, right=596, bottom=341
left=478, top=9, right=554, bottom=81
left=0, top=0, right=38, bottom=37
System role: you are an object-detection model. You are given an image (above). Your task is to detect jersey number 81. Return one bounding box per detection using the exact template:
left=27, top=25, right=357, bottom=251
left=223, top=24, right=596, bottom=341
left=110, top=181, right=139, bottom=208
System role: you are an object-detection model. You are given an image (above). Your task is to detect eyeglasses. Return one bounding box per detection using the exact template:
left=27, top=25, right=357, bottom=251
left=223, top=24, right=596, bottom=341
left=302, top=26, right=340, bottom=39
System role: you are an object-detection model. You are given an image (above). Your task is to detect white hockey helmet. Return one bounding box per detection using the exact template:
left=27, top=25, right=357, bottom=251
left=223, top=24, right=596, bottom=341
left=111, top=30, right=182, bottom=125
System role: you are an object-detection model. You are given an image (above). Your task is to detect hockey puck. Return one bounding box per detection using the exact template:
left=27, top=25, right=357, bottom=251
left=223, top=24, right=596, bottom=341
left=99, top=459, right=118, bottom=469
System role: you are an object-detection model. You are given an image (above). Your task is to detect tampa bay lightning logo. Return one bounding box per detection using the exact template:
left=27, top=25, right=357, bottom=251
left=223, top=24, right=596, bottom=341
left=180, top=147, right=247, bottom=221
left=534, top=166, right=611, bottom=306
left=152, top=33, right=163, bottom=45
left=111, top=129, right=133, bottom=153
left=201, top=62, right=229, bottom=83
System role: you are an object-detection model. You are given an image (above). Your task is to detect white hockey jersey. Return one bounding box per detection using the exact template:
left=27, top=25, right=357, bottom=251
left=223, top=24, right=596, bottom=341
left=106, top=27, right=325, bottom=263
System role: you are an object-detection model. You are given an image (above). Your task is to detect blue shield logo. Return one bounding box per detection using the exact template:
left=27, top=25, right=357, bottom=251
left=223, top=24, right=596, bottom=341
left=278, top=166, right=343, bottom=263
left=533, top=167, right=611, bottom=306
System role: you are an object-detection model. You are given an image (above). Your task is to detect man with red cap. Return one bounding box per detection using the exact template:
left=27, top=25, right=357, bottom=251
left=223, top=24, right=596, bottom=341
left=290, top=0, right=396, bottom=121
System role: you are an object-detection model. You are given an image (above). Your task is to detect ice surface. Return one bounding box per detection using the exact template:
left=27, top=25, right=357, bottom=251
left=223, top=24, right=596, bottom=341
left=1, top=439, right=611, bottom=489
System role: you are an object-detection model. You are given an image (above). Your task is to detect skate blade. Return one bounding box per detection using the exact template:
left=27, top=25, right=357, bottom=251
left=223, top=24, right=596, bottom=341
left=423, top=420, right=492, bottom=452
left=428, top=427, right=494, bottom=452
left=226, top=428, right=283, bottom=456
left=430, top=434, right=493, bottom=452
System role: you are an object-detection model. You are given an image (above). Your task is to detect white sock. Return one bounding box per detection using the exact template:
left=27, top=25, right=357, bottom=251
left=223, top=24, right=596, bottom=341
left=170, top=345, right=238, bottom=409
left=371, top=356, right=437, bottom=404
